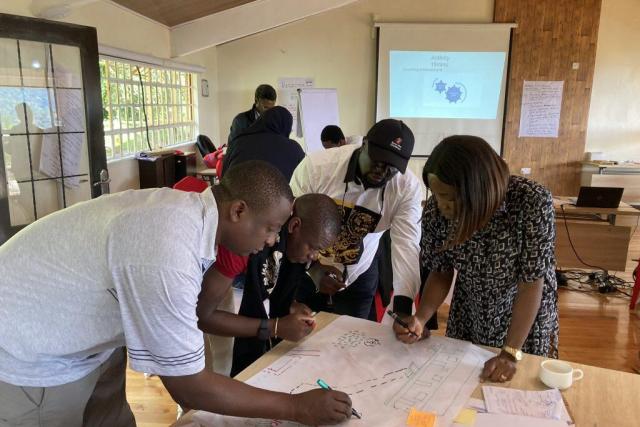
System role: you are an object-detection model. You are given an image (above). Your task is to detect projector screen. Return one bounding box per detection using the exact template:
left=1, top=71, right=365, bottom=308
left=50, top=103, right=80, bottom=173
left=376, top=23, right=515, bottom=156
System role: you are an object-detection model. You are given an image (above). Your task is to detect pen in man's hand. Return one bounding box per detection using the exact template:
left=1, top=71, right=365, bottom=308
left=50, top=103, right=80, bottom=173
left=316, top=379, right=361, bottom=419
left=386, top=310, right=419, bottom=338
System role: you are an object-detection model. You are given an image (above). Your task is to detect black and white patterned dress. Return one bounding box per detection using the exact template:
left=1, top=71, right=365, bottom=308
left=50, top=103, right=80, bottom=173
left=421, top=175, right=559, bottom=357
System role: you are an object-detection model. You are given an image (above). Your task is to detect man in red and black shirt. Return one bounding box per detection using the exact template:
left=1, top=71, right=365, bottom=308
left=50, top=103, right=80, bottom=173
left=198, top=194, right=341, bottom=376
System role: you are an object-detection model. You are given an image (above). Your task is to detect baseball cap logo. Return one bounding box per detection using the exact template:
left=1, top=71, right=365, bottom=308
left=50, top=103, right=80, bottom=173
left=390, top=137, right=403, bottom=151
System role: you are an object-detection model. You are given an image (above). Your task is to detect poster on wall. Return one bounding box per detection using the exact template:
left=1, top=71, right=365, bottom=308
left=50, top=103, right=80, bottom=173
left=518, top=80, right=564, bottom=138
left=277, top=77, right=314, bottom=136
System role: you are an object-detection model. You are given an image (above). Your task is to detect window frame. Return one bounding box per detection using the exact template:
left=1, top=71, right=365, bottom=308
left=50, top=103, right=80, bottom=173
left=99, top=56, right=198, bottom=162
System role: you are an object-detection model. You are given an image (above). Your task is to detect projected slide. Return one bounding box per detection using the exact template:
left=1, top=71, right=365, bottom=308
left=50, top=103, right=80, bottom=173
left=389, top=51, right=506, bottom=119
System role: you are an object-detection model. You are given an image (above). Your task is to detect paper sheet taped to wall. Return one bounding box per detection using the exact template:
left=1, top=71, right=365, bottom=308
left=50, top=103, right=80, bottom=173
left=518, top=81, right=564, bottom=138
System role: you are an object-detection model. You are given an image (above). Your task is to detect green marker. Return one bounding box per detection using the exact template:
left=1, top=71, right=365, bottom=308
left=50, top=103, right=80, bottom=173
left=316, top=379, right=362, bottom=419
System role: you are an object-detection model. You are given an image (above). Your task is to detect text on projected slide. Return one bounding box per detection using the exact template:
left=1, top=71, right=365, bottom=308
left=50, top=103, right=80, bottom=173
left=389, top=51, right=506, bottom=120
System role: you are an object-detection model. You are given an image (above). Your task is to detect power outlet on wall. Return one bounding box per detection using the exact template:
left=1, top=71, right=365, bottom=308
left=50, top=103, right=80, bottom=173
left=520, top=167, right=532, bottom=175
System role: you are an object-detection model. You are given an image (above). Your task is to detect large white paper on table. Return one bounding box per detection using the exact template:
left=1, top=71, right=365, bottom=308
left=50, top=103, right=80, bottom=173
left=190, top=316, right=493, bottom=427
left=277, top=77, right=314, bottom=137
left=518, top=81, right=563, bottom=138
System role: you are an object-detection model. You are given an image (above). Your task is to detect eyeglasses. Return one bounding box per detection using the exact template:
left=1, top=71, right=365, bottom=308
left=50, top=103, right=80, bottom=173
left=370, top=161, right=399, bottom=176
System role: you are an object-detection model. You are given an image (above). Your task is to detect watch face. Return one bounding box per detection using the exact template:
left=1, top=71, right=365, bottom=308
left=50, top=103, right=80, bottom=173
left=503, top=346, right=522, bottom=361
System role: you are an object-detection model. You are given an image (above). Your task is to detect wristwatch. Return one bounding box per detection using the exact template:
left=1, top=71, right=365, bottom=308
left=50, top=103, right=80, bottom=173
left=502, top=345, right=523, bottom=361
left=257, top=318, right=270, bottom=340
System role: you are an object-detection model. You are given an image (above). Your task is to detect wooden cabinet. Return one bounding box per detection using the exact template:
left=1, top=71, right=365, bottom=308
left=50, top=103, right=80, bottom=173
left=138, top=152, right=197, bottom=189
left=175, top=152, right=196, bottom=182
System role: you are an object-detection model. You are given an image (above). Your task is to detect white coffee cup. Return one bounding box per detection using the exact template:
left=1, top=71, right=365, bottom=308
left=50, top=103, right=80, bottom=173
left=539, top=360, right=584, bottom=390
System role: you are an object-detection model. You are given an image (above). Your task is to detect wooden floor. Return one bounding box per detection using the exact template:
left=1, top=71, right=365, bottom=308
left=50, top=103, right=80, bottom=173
left=126, top=231, right=640, bottom=426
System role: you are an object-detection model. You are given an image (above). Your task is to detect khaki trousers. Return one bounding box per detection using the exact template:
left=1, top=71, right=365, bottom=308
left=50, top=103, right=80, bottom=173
left=0, top=347, right=136, bottom=427
left=204, top=286, right=236, bottom=376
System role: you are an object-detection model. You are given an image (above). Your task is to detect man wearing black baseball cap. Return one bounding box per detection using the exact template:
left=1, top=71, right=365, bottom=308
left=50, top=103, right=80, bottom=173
left=359, top=119, right=414, bottom=186
left=291, top=119, right=422, bottom=320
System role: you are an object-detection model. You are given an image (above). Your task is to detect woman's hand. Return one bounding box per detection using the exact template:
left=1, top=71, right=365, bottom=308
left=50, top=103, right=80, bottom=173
left=480, top=352, right=517, bottom=382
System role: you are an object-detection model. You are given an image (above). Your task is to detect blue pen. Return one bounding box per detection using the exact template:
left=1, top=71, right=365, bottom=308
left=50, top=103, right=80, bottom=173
left=317, top=379, right=362, bottom=419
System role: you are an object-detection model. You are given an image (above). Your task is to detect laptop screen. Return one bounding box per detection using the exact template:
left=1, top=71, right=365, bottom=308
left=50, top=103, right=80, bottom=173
left=575, top=186, right=624, bottom=208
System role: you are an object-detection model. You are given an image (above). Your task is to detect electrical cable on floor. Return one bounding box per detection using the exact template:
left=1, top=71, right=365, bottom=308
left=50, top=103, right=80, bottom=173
left=559, top=204, right=608, bottom=272
left=557, top=204, right=639, bottom=297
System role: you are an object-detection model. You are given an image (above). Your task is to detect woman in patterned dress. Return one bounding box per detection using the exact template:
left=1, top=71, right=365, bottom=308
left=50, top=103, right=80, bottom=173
left=394, top=135, right=559, bottom=383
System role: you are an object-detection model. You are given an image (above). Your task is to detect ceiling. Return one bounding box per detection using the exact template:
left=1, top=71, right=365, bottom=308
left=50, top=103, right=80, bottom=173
left=111, top=0, right=259, bottom=27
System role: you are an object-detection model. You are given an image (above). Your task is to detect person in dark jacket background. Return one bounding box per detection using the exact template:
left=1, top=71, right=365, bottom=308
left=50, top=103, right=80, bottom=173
left=228, top=84, right=277, bottom=143
left=223, top=106, right=305, bottom=181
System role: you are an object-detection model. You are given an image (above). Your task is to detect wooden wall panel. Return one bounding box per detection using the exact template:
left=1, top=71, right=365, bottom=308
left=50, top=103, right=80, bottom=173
left=495, top=0, right=602, bottom=196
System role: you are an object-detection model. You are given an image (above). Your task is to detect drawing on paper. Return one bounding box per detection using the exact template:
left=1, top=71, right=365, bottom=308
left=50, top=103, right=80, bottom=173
left=187, top=316, right=494, bottom=427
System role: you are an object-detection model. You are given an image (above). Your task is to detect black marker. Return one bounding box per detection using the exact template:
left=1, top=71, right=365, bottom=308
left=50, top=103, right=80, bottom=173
left=387, top=310, right=419, bottom=338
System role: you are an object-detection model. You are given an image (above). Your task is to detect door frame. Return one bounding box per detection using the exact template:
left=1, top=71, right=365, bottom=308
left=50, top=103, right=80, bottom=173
left=0, top=13, right=106, bottom=240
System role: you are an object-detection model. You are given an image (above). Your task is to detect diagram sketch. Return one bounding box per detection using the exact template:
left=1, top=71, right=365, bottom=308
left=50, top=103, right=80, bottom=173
left=186, top=316, right=494, bottom=427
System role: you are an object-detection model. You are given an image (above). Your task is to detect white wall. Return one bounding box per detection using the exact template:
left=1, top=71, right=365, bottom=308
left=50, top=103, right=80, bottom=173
left=0, top=0, right=219, bottom=192
left=6, top=0, right=638, bottom=194
left=214, top=0, right=494, bottom=193
left=586, top=0, right=640, bottom=162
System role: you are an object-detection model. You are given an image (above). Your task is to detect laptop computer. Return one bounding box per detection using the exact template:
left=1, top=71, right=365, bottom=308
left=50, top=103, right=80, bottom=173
left=575, top=186, right=624, bottom=208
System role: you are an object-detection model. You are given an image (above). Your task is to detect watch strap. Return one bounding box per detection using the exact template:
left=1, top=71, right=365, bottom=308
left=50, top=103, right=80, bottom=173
left=257, top=318, right=270, bottom=340
left=502, top=345, right=522, bottom=361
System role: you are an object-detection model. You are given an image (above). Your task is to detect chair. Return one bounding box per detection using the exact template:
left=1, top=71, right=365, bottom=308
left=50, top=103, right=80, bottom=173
left=630, top=260, right=640, bottom=310
left=195, top=134, right=220, bottom=185
left=173, top=176, right=209, bottom=192
left=195, top=134, right=216, bottom=158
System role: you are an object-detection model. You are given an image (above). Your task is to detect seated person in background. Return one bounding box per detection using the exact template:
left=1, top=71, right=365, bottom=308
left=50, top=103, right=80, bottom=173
left=0, top=161, right=352, bottom=426
left=291, top=119, right=423, bottom=320
left=320, top=124, right=362, bottom=149
left=224, top=106, right=305, bottom=181
left=228, top=84, right=277, bottom=144
left=395, top=135, right=559, bottom=384
left=198, top=194, right=341, bottom=376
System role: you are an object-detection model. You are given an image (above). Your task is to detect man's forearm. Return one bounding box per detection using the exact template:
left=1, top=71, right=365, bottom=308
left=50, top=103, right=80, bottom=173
left=162, top=370, right=295, bottom=420
left=199, top=311, right=264, bottom=338
left=504, top=279, right=544, bottom=349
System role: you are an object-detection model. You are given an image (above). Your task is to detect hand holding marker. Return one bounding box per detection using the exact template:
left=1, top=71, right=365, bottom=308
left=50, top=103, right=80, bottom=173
left=387, top=310, right=419, bottom=338
left=317, top=379, right=362, bottom=419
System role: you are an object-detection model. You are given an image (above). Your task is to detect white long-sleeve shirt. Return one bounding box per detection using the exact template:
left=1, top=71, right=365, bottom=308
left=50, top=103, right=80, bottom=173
left=290, top=144, right=422, bottom=303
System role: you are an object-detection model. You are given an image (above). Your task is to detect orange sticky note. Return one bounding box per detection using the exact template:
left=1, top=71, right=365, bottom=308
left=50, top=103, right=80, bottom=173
left=453, top=408, right=477, bottom=425
left=406, top=407, right=436, bottom=427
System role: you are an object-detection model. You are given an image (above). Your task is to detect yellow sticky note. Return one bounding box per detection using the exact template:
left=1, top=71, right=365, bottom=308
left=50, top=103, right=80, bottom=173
left=453, top=408, right=477, bottom=425
left=406, top=407, right=436, bottom=427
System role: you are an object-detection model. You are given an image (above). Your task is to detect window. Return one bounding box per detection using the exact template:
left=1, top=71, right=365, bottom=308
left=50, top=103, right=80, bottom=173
left=99, top=58, right=198, bottom=160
